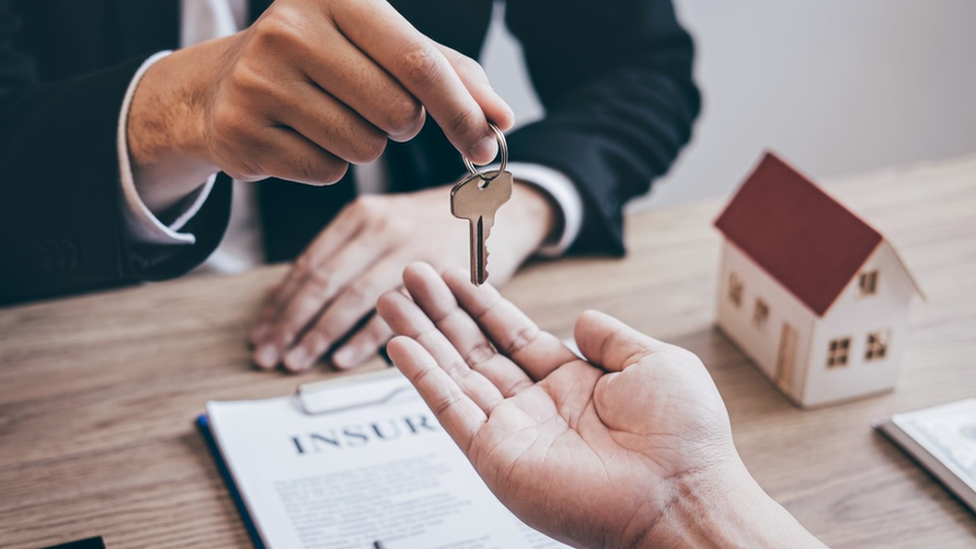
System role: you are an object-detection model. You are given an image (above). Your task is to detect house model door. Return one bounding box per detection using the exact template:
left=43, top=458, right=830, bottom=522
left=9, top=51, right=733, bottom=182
left=775, top=323, right=798, bottom=397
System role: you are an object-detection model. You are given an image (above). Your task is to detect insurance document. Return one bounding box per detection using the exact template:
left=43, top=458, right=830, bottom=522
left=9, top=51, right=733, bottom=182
left=204, top=370, right=571, bottom=549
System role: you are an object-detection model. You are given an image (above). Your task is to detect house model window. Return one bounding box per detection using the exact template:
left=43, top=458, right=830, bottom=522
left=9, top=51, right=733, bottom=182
left=729, top=273, right=743, bottom=307
left=827, top=338, right=851, bottom=368
left=753, top=299, right=769, bottom=331
left=857, top=270, right=879, bottom=297
left=865, top=331, right=890, bottom=361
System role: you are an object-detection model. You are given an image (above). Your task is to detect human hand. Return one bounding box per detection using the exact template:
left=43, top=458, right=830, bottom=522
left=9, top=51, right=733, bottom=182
left=126, top=0, right=513, bottom=212
left=249, top=182, right=556, bottom=372
left=377, top=263, right=828, bottom=549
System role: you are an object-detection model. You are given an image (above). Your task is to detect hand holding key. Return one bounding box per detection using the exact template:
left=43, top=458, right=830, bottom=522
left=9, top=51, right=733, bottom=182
left=451, top=124, right=513, bottom=285
left=125, top=0, right=515, bottom=213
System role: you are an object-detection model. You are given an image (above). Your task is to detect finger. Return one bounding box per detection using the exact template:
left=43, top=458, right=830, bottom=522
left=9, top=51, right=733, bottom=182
left=252, top=196, right=390, bottom=356
left=334, top=3, right=509, bottom=164
left=387, top=336, right=486, bottom=452
left=252, top=255, right=333, bottom=347
left=282, top=257, right=400, bottom=372
left=332, top=314, right=394, bottom=370
left=303, top=32, right=426, bottom=141
left=434, top=43, right=514, bottom=132
left=377, top=290, right=505, bottom=414
left=275, top=82, right=389, bottom=164
left=253, top=229, right=388, bottom=369
left=253, top=197, right=371, bottom=339
left=401, top=263, right=534, bottom=397
left=251, top=268, right=315, bottom=348
left=249, top=279, right=286, bottom=347
left=243, top=126, right=349, bottom=186
left=441, top=267, right=578, bottom=381
left=574, top=310, right=678, bottom=372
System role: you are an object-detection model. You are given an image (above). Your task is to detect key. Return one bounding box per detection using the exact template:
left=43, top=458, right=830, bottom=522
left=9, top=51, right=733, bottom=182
left=451, top=169, right=513, bottom=285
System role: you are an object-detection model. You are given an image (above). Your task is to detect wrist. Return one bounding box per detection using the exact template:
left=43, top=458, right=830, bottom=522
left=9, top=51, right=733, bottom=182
left=507, top=181, right=559, bottom=254
left=636, top=460, right=827, bottom=549
left=126, top=40, right=229, bottom=213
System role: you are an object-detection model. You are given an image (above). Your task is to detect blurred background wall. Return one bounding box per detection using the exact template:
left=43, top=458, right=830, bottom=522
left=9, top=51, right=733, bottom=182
left=481, top=0, right=976, bottom=207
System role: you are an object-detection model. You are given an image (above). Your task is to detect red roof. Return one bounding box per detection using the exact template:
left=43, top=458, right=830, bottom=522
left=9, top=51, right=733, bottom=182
left=714, top=152, right=883, bottom=316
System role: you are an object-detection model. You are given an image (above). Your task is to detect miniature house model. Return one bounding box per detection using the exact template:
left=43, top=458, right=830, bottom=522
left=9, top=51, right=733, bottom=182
left=714, top=152, right=923, bottom=408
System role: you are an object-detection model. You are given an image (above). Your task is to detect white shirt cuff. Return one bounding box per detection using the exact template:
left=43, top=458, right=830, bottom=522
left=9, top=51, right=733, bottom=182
left=118, top=50, right=218, bottom=246
left=480, top=162, right=584, bottom=257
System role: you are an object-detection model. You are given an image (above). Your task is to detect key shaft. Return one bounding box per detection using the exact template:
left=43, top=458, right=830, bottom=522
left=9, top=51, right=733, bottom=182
left=451, top=171, right=511, bottom=286
left=466, top=214, right=496, bottom=285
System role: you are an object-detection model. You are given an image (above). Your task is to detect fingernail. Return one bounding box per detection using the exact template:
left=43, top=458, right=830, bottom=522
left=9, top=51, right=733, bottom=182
left=496, top=98, right=516, bottom=130
left=284, top=347, right=311, bottom=372
left=333, top=347, right=357, bottom=370
left=255, top=344, right=278, bottom=368
left=469, top=135, right=497, bottom=163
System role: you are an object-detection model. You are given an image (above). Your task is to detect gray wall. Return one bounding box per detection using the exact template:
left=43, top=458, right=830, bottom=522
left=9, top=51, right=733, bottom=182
left=481, top=1, right=976, bottom=208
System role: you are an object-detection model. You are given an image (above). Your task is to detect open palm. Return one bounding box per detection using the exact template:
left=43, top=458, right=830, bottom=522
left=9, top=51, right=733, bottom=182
left=377, top=263, right=741, bottom=549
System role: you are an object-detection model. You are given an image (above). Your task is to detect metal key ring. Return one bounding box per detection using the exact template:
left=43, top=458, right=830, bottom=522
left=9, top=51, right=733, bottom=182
left=462, top=123, right=507, bottom=182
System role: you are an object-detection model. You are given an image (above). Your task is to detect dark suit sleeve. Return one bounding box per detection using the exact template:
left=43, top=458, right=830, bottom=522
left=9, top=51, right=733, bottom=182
left=0, top=1, right=230, bottom=305
left=504, top=0, right=700, bottom=255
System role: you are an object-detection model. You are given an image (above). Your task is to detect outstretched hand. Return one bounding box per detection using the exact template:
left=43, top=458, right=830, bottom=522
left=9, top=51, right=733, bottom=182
left=376, top=263, right=745, bottom=549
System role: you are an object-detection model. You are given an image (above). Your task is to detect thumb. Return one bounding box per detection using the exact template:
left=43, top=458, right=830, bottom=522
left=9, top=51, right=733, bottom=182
left=574, top=310, right=675, bottom=372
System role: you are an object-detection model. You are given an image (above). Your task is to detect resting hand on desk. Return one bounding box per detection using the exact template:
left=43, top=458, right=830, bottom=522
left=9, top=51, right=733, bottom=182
left=249, top=183, right=556, bottom=372
left=377, top=263, right=829, bottom=549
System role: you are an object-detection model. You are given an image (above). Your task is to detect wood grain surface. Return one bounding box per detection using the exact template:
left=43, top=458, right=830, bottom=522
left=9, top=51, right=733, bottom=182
left=1, top=155, right=974, bottom=549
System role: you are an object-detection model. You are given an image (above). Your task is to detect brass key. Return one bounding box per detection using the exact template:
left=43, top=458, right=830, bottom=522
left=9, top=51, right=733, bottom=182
left=450, top=124, right=512, bottom=285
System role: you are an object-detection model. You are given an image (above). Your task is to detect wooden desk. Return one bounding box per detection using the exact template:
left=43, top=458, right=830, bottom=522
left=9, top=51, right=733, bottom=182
left=2, top=156, right=974, bottom=549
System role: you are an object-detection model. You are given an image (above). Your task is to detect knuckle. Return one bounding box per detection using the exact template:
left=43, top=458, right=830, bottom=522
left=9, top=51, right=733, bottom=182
left=254, top=8, right=306, bottom=48
left=454, top=53, right=485, bottom=79
left=294, top=254, right=316, bottom=274
left=463, top=341, right=495, bottom=366
left=430, top=389, right=459, bottom=416
left=345, top=280, right=373, bottom=305
left=305, top=157, right=348, bottom=186
left=448, top=106, right=482, bottom=143
left=348, top=131, right=388, bottom=164
left=397, top=43, right=441, bottom=86
left=383, top=96, right=425, bottom=137
left=302, top=331, right=329, bottom=356
left=270, top=324, right=296, bottom=348
left=228, top=60, right=270, bottom=97
left=308, top=264, right=334, bottom=289
left=504, top=326, right=538, bottom=356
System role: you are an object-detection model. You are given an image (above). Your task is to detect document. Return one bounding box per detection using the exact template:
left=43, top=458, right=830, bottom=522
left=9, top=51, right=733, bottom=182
left=205, top=370, right=572, bottom=549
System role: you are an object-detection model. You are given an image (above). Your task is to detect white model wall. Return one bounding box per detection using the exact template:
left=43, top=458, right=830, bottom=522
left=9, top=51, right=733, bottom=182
left=715, top=241, right=815, bottom=402
left=481, top=1, right=976, bottom=207
left=803, top=243, right=916, bottom=407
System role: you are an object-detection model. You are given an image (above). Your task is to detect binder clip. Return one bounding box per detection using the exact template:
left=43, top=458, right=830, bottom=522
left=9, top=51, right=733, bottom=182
left=296, top=367, right=413, bottom=415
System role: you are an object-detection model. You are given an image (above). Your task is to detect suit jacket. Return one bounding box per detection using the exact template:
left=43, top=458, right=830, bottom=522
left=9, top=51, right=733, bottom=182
left=0, top=0, right=700, bottom=305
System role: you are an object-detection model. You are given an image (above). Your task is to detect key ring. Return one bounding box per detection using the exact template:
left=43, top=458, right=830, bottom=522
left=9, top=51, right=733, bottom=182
left=462, top=123, right=507, bottom=183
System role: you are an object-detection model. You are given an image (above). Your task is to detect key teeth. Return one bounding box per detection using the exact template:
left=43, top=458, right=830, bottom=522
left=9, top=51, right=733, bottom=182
left=479, top=225, right=491, bottom=285
left=481, top=250, right=489, bottom=285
